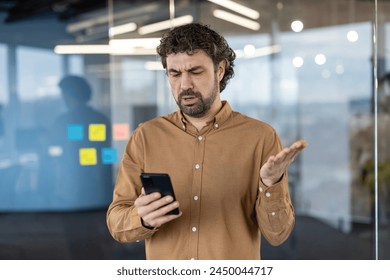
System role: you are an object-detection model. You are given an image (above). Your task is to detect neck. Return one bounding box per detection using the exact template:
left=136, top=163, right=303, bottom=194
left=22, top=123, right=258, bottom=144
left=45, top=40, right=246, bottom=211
left=184, top=99, right=223, bottom=131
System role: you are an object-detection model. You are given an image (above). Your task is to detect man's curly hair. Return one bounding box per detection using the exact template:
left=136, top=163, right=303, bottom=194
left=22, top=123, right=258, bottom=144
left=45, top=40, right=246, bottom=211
left=156, top=23, right=236, bottom=92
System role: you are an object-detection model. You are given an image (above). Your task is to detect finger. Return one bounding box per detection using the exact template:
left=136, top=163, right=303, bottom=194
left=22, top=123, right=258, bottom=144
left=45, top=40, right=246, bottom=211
left=145, top=211, right=182, bottom=228
left=266, top=155, right=276, bottom=166
left=142, top=201, right=181, bottom=227
left=144, top=200, right=180, bottom=220
left=273, top=147, right=291, bottom=164
left=291, top=139, right=309, bottom=150
left=283, top=146, right=304, bottom=163
left=137, top=195, right=175, bottom=217
left=276, top=140, right=308, bottom=163
left=134, top=192, right=161, bottom=208
left=288, top=140, right=309, bottom=157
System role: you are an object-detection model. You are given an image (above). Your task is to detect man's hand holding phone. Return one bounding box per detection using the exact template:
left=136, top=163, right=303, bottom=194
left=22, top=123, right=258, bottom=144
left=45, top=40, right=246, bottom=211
left=135, top=189, right=181, bottom=228
left=135, top=173, right=182, bottom=228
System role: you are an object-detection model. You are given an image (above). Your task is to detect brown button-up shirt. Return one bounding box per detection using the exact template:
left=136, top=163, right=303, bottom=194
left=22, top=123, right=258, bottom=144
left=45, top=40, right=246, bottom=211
left=106, top=101, right=295, bottom=260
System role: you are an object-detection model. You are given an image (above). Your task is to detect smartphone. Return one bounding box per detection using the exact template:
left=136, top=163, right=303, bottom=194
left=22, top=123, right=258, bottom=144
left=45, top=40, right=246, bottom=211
left=140, top=173, right=179, bottom=215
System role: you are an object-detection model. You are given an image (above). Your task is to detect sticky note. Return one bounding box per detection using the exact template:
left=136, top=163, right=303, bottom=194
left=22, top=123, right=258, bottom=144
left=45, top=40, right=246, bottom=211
left=113, top=123, right=130, bottom=141
left=102, top=148, right=118, bottom=164
left=67, top=124, right=83, bottom=141
left=89, top=124, right=106, bottom=141
left=79, top=148, right=97, bottom=165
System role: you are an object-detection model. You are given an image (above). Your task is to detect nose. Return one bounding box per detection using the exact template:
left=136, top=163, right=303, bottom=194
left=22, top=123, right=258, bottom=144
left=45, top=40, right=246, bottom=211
left=180, top=73, right=193, bottom=91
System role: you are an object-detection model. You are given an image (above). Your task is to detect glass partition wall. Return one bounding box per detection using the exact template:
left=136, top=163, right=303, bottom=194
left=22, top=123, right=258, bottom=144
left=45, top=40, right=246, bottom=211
left=108, top=0, right=389, bottom=259
left=0, top=0, right=388, bottom=260
left=377, top=0, right=390, bottom=260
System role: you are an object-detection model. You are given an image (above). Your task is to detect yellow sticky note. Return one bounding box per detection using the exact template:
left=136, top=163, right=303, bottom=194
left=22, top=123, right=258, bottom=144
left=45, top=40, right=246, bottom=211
left=89, top=124, right=106, bottom=141
left=79, top=148, right=97, bottom=165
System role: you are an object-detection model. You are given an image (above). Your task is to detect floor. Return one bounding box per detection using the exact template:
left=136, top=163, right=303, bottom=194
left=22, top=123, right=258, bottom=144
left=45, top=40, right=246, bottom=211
left=0, top=210, right=388, bottom=260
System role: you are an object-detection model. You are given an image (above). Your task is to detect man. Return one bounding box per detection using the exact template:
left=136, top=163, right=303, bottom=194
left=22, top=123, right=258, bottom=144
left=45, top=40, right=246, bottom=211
left=43, top=75, right=112, bottom=209
left=106, top=23, right=308, bottom=260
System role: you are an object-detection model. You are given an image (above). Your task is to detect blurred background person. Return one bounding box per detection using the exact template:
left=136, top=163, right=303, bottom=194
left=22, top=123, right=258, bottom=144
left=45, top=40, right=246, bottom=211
left=41, top=75, right=113, bottom=210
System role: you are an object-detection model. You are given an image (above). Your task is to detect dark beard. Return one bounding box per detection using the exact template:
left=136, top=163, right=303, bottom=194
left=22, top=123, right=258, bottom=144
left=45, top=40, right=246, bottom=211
left=176, top=79, right=218, bottom=118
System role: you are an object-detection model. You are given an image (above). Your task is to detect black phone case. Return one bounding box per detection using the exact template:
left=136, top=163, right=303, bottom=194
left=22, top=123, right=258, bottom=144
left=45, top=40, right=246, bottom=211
left=140, top=173, right=179, bottom=215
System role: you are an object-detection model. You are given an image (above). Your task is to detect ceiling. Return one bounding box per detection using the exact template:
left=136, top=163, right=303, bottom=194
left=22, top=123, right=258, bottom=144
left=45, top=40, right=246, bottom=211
left=0, top=0, right=390, bottom=49
left=0, top=0, right=107, bottom=23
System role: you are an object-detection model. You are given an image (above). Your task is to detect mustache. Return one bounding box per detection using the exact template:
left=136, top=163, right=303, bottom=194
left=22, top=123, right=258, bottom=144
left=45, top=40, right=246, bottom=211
left=178, top=89, right=201, bottom=100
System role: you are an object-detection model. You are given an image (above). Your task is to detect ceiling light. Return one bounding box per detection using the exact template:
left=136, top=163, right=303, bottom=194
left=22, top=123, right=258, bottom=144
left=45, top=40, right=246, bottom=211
left=291, top=20, right=304, bottom=32
left=213, top=9, right=260, bottom=31
left=54, top=45, right=111, bottom=54
left=144, top=61, right=165, bottom=71
left=347, top=30, right=359, bottom=42
left=315, top=54, right=327, bottom=65
left=243, top=44, right=256, bottom=56
left=111, top=49, right=157, bottom=56
left=138, top=15, right=193, bottom=35
left=109, top=38, right=160, bottom=49
left=54, top=38, right=161, bottom=55
left=207, top=0, right=260, bottom=20
left=235, top=45, right=281, bottom=58
left=109, top=38, right=160, bottom=55
left=109, top=22, right=137, bottom=37
left=254, top=45, right=281, bottom=57
left=292, top=56, right=304, bottom=68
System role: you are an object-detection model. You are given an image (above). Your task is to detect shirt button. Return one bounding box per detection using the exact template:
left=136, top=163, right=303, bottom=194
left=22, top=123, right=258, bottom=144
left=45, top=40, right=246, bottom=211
left=192, top=227, right=197, bottom=232
left=190, top=257, right=196, bottom=260
left=214, top=123, right=219, bottom=128
left=195, top=164, right=200, bottom=169
left=259, top=187, right=263, bottom=192
left=265, top=192, right=271, bottom=198
left=198, top=136, right=203, bottom=141
left=271, top=212, right=276, bottom=216
left=193, top=195, right=199, bottom=201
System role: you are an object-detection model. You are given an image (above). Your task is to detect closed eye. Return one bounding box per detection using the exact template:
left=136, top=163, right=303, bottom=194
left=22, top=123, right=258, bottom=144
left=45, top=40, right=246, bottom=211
left=190, top=71, right=202, bottom=75
left=188, top=66, right=204, bottom=75
left=168, top=70, right=181, bottom=77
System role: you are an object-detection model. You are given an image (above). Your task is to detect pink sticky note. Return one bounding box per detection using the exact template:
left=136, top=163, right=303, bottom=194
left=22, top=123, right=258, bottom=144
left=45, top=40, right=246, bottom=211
left=113, top=123, right=130, bottom=141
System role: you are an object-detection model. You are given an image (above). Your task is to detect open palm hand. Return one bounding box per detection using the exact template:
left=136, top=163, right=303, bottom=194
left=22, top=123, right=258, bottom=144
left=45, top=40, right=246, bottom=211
left=260, top=139, right=308, bottom=187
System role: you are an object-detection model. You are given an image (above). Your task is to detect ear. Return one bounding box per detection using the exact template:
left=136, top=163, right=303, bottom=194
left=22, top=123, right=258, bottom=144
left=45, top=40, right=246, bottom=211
left=217, top=60, right=226, bottom=82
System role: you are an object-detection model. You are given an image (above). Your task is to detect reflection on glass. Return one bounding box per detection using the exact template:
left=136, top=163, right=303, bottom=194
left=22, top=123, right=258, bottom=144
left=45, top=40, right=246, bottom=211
left=41, top=75, right=113, bottom=209
left=0, top=44, right=7, bottom=105
left=0, top=44, right=7, bottom=154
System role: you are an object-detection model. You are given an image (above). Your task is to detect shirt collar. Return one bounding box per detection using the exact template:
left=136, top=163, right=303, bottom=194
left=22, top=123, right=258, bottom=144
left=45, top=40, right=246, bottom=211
left=165, top=100, right=233, bottom=132
left=213, top=100, right=232, bottom=127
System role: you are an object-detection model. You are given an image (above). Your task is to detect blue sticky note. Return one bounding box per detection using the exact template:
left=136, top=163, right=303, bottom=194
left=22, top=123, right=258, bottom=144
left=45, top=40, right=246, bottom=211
left=102, top=148, right=118, bottom=164
left=67, top=124, right=84, bottom=141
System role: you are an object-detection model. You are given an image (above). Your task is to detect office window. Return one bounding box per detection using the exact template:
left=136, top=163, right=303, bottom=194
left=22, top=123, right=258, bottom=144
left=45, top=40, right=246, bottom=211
left=0, top=44, right=7, bottom=105
left=17, top=46, right=62, bottom=102
left=0, top=44, right=7, bottom=155
left=69, top=55, right=84, bottom=76
left=16, top=46, right=64, bottom=129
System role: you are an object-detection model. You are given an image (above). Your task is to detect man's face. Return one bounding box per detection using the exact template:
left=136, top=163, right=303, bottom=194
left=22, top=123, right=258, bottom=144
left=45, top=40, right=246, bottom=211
left=166, top=50, right=224, bottom=118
